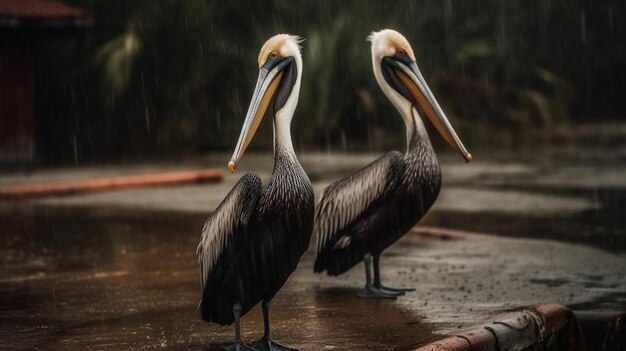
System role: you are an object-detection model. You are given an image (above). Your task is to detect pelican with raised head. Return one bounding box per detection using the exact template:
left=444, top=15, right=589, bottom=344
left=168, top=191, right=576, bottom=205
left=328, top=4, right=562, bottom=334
left=198, top=34, right=314, bottom=351
left=313, top=29, right=471, bottom=298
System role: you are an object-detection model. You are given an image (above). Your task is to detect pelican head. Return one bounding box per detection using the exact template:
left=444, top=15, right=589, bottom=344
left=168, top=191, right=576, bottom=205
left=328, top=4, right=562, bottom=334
left=368, top=29, right=471, bottom=162
left=228, top=34, right=303, bottom=173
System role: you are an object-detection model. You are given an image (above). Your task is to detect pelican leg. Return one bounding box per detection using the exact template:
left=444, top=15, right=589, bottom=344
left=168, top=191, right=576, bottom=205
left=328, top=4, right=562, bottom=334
left=221, top=303, right=258, bottom=351
left=250, top=299, right=298, bottom=351
left=357, top=253, right=399, bottom=299
left=373, top=254, right=415, bottom=293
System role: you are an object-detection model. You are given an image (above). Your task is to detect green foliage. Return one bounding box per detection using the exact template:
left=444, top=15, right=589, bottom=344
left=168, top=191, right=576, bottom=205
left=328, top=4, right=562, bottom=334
left=36, top=0, right=626, bottom=163
left=96, top=28, right=141, bottom=96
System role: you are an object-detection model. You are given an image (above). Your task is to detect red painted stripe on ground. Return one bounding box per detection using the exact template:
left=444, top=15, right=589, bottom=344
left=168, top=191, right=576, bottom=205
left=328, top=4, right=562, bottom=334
left=0, top=169, right=223, bottom=198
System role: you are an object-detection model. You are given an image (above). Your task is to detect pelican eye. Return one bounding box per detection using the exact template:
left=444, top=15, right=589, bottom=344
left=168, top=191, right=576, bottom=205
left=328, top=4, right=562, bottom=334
left=397, top=48, right=406, bottom=56
left=263, top=51, right=284, bottom=70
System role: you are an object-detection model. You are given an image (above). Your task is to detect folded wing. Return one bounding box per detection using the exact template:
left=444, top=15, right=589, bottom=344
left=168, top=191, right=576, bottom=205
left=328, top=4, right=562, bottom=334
left=314, top=151, right=403, bottom=267
left=197, top=172, right=262, bottom=294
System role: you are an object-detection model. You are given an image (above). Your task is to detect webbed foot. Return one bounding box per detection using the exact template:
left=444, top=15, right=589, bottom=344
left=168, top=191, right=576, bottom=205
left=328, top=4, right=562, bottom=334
left=250, top=338, right=298, bottom=351
left=357, top=285, right=401, bottom=299
left=220, top=342, right=259, bottom=351
left=375, top=284, right=415, bottom=293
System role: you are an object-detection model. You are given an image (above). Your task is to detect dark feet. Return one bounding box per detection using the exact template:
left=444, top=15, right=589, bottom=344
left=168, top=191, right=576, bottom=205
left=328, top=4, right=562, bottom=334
left=357, top=285, right=401, bottom=299
left=220, top=342, right=259, bottom=351
left=250, top=338, right=298, bottom=351
left=375, top=284, right=415, bottom=293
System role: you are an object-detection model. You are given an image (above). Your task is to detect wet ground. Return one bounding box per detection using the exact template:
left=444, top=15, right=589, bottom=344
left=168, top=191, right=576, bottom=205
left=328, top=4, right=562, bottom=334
left=1, top=138, right=626, bottom=350
left=0, top=207, right=431, bottom=350
left=1, top=207, right=625, bottom=350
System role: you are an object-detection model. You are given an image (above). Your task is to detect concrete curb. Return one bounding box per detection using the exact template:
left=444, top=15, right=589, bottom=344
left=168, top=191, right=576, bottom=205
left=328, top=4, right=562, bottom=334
left=0, top=169, right=223, bottom=198
left=404, top=228, right=625, bottom=350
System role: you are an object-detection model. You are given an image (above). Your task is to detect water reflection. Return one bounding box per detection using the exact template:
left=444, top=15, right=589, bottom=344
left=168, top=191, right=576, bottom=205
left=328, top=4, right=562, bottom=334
left=0, top=207, right=431, bottom=350
left=1, top=141, right=625, bottom=349
left=424, top=186, right=626, bottom=253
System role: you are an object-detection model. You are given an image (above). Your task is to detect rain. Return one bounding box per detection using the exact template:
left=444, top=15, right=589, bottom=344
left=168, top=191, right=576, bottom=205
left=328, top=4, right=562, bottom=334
left=1, top=0, right=625, bottom=350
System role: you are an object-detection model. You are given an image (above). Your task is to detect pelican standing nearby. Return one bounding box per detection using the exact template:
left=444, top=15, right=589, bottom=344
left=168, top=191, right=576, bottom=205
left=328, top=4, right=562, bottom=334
left=197, top=34, right=314, bottom=351
left=313, top=29, right=472, bottom=298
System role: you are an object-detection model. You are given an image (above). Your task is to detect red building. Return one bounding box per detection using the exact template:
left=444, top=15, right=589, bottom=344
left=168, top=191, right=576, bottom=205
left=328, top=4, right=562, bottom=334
left=0, top=0, right=90, bottom=163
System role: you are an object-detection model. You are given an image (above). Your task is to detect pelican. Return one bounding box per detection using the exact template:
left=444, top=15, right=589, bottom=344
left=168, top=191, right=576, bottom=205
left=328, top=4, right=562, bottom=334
left=197, top=34, right=314, bottom=351
left=313, top=29, right=472, bottom=298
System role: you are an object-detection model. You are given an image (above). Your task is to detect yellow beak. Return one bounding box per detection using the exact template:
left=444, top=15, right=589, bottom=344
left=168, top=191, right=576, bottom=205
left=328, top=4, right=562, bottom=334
left=228, top=67, right=285, bottom=173
left=395, top=61, right=472, bottom=162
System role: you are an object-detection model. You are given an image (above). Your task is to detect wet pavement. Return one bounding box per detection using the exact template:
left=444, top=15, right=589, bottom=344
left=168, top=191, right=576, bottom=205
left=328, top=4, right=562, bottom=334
left=3, top=144, right=626, bottom=252
left=1, top=207, right=625, bottom=350
left=0, top=207, right=430, bottom=350
left=1, top=141, right=626, bottom=350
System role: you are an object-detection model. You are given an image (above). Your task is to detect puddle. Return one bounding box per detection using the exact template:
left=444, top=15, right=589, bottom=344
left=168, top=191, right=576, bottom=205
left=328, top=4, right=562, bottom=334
left=423, top=187, right=626, bottom=253
left=1, top=144, right=625, bottom=349
left=1, top=205, right=624, bottom=350
left=0, top=207, right=432, bottom=350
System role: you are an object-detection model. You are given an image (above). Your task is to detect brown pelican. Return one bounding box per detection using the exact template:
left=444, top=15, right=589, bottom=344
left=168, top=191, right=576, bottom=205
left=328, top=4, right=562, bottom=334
left=313, top=29, right=472, bottom=298
left=197, top=34, right=314, bottom=351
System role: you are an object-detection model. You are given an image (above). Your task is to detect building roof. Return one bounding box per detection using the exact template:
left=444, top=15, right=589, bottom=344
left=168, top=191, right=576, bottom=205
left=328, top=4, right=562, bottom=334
left=0, top=0, right=91, bottom=28
left=0, top=0, right=85, bottom=18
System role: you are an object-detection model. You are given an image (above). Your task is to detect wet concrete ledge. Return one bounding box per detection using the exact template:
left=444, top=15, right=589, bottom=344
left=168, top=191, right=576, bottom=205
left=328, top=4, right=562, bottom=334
left=403, top=228, right=626, bottom=350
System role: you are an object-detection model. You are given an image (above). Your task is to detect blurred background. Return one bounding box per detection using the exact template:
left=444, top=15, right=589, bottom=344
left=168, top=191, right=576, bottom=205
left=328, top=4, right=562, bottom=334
left=1, top=2, right=626, bottom=349
left=2, top=0, right=624, bottom=165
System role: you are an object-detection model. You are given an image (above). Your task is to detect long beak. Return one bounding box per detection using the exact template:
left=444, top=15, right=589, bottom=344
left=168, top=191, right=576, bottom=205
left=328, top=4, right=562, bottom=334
left=395, top=61, right=472, bottom=162
left=228, top=67, right=285, bottom=173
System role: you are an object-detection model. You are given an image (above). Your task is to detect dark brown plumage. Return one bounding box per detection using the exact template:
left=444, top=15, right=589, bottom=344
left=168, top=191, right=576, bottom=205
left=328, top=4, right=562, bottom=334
left=197, top=34, right=313, bottom=349
left=199, top=150, right=314, bottom=325
left=314, top=135, right=440, bottom=276
left=313, top=30, right=470, bottom=298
